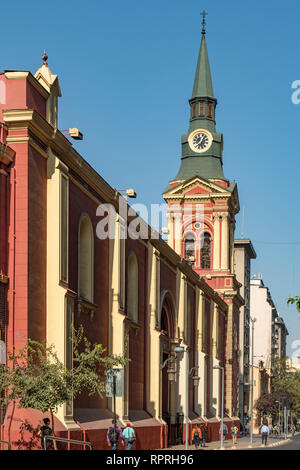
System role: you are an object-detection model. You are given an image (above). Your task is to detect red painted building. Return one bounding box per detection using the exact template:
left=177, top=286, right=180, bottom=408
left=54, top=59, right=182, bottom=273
left=0, top=32, right=242, bottom=450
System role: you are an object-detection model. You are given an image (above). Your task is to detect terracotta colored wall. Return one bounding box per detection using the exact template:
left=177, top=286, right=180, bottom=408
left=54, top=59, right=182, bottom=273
left=0, top=75, right=46, bottom=121
left=28, top=146, right=47, bottom=343
left=26, top=81, right=46, bottom=119
left=160, top=261, right=176, bottom=304
left=126, top=239, right=147, bottom=410
left=6, top=143, right=29, bottom=353
left=68, top=177, right=109, bottom=409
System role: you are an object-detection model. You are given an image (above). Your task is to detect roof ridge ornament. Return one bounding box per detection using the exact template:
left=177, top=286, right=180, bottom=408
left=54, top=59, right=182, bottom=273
left=42, top=49, right=48, bottom=66
left=201, top=10, right=207, bottom=36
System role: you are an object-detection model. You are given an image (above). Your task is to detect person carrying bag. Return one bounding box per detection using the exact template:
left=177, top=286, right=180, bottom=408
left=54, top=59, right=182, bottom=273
left=123, top=423, right=136, bottom=450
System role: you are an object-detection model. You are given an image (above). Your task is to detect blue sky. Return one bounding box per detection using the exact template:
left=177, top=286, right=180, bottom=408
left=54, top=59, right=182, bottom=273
left=2, top=0, right=300, bottom=356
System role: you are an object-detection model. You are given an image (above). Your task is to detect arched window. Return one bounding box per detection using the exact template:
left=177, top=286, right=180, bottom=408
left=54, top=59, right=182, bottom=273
left=160, top=292, right=175, bottom=338
left=161, top=307, right=169, bottom=335
left=78, top=215, right=94, bottom=302
left=201, top=232, right=211, bottom=269
left=127, top=252, right=138, bottom=323
left=184, top=233, right=195, bottom=261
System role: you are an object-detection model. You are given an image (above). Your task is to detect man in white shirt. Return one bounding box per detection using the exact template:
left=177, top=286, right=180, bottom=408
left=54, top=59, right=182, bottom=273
left=260, top=423, right=270, bottom=446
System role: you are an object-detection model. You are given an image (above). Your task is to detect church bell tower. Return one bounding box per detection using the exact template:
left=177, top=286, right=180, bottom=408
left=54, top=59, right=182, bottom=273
left=163, top=13, right=243, bottom=419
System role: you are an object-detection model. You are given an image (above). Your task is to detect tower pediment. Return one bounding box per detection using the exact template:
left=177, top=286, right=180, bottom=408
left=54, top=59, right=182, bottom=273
left=163, top=176, right=231, bottom=199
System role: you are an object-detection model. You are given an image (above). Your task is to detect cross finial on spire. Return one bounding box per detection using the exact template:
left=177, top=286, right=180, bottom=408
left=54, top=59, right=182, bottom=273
left=42, top=49, right=48, bottom=65
left=201, top=10, right=207, bottom=35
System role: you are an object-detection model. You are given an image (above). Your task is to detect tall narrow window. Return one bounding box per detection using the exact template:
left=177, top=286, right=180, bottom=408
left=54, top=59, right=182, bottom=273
left=201, top=232, right=211, bottom=269
left=184, top=233, right=195, bottom=261
left=78, top=215, right=94, bottom=302
left=208, top=103, right=213, bottom=118
left=191, top=104, right=196, bottom=118
left=199, top=102, right=205, bottom=116
left=127, top=252, right=138, bottom=323
left=60, top=174, right=69, bottom=283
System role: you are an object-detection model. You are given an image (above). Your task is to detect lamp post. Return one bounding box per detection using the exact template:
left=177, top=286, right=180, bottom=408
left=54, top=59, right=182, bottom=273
left=213, top=365, right=225, bottom=450
left=174, top=346, right=200, bottom=450
left=249, top=317, right=256, bottom=447
left=275, top=400, right=280, bottom=435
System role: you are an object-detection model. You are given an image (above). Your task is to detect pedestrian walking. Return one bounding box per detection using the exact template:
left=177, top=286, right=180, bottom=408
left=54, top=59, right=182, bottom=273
left=200, top=424, right=207, bottom=447
left=219, top=423, right=227, bottom=441
left=231, top=424, right=238, bottom=446
left=268, top=424, right=273, bottom=436
left=107, top=419, right=124, bottom=450
left=37, top=418, right=56, bottom=450
left=122, top=423, right=136, bottom=450
left=260, top=423, right=270, bottom=446
left=291, top=424, right=296, bottom=436
left=192, top=425, right=201, bottom=449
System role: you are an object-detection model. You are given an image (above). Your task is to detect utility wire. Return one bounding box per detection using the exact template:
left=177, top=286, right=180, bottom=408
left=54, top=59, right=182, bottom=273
left=253, top=241, right=300, bottom=245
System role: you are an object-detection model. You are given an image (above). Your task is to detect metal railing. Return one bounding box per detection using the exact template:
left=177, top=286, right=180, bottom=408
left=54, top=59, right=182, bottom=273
left=0, top=439, right=11, bottom=450
left=43, top=435, right=92, bottom=450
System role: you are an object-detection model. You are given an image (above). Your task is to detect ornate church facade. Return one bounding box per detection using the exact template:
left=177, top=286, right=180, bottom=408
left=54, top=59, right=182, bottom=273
left=0, top=22, right=243, bottom=450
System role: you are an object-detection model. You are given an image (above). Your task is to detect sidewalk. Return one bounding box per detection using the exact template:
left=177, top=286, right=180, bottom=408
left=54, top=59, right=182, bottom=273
left=166, top=433, right=295, bottom=451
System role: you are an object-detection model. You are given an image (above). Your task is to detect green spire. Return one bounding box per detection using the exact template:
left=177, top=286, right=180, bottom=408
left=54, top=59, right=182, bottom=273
left=163, top=14, right=228, bottom=191
left=191, top=32, right=214, bottom=100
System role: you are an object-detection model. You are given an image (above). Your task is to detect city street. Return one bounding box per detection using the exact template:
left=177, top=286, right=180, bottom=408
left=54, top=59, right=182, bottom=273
left=166, top=433, right=300, bottom=451
left=259, top=433, right=300, bottom=450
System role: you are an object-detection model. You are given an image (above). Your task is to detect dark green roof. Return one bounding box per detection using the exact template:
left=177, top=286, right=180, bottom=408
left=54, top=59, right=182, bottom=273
left=192, top=33, right=214, bottom=99
left=174, top=155, right=225, bottom=182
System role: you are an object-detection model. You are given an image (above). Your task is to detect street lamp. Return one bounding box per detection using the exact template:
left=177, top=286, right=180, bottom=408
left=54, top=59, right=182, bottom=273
left=213, top=365, right=225, bottom=450
left=160, top=356, right=176, bottom=382
left=249, top=317, right=256, bottom=447
left=275, top=400, right=281, bottom=435
left=116, top=188, right=137, bottom=199
left=174, top=346, right=200, bottom=450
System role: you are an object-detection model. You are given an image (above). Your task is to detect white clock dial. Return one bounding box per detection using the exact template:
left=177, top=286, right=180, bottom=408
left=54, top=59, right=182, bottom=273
left=188, top=129, right=213, bottom=153
left=192, top=133, right=209, bottom=150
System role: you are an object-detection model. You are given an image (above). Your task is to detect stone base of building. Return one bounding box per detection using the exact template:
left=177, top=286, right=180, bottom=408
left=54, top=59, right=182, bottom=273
left=1, top=404, right=240, bottom=450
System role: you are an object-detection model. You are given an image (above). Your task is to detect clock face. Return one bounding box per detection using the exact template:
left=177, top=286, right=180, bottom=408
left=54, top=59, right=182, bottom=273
left=192, top=132, right=209, bottom=150
left=188, top=129, right=212, bottom=153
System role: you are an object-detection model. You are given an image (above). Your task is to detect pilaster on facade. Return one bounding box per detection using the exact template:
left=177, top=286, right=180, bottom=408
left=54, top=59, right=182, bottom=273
left=213, top=213, right=221, bottom=270
left=194, top=290, right=206, bottom=417
left=177, top=270, right=187, bottom=342
left=108, top=213, right=128, bottom=421
left=220, top=213, right=229, bottom=271
left=146, top=243, right=162, bottom=421
left=46, top=151, right=79, bottom=429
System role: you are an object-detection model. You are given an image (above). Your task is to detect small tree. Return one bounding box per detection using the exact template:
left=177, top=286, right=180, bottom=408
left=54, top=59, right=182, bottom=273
left=287, top=296, right=300, bottom=313
left=1, top=324, right=127, bottom=440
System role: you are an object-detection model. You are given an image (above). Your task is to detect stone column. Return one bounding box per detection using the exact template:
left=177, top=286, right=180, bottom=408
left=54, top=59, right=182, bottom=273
left=109, top=214, right=127, bottom=420
left=221, top=213, right=229, bottom=270
left=167, top=210, right=174, bottom=250
left=174, top=209, right=182, bottom=257
left=213, top=213, right=221, bottom=270
left=194, top=289, right=206, bottom=417
left=146, top=244, right=161, bottom=420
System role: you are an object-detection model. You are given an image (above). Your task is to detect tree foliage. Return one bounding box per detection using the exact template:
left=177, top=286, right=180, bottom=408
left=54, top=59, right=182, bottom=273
left=254, top=389, right=295, bottom=415
left=287, top=296, right=300, bottom=313
left=0, top=324, right=127, bottom=432
left=255, top=357, right=300, bottom=419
